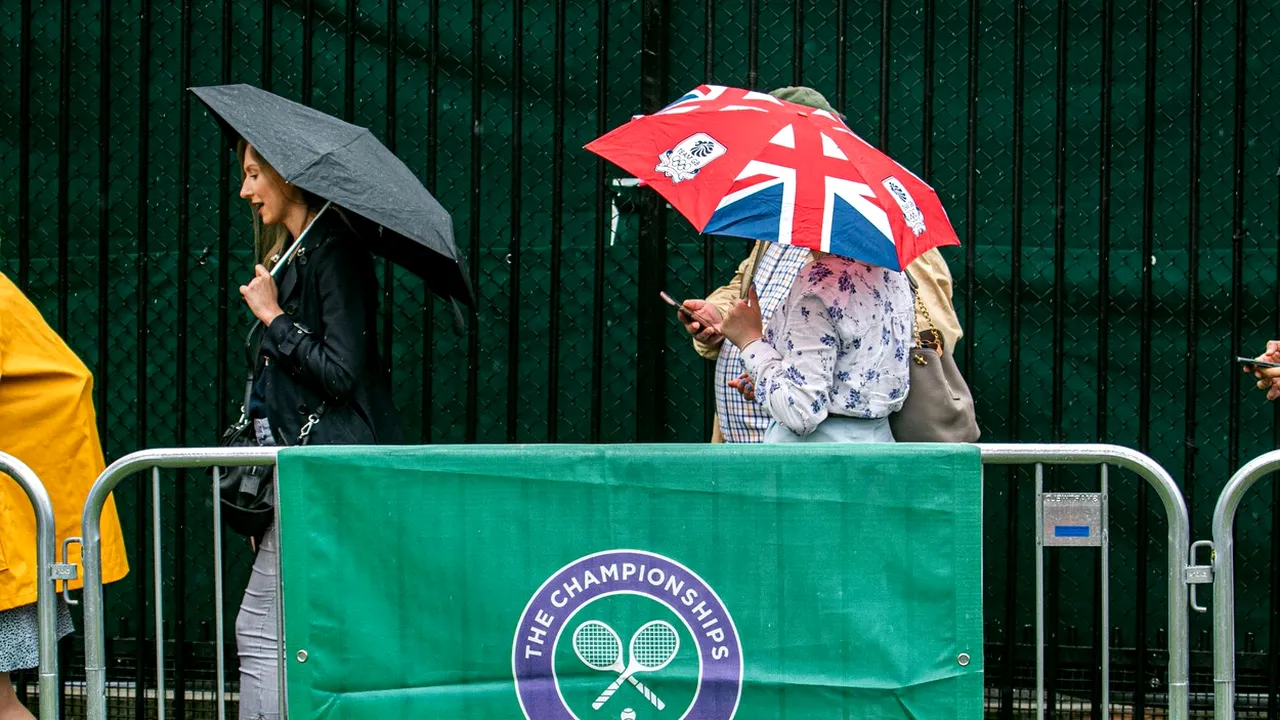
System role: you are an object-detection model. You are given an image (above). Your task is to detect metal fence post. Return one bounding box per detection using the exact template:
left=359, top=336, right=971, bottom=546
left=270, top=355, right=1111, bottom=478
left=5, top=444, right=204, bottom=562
left=0, top=452, right=60, bottom=720
left=1210, top=449, right=1280, bottom=720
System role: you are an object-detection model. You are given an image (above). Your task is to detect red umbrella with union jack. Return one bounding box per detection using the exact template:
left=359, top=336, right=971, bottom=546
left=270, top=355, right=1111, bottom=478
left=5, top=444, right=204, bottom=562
left=585, top=85, right=960, bottom=271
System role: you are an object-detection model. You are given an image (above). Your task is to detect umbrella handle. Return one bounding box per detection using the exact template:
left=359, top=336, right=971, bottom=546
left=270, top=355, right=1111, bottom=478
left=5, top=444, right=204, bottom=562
left=269, top=200, right=333, bottom=279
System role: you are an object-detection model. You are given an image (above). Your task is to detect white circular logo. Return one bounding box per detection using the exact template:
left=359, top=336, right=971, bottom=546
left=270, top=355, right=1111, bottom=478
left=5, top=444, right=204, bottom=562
left=512, top=550, right=743, bottom=719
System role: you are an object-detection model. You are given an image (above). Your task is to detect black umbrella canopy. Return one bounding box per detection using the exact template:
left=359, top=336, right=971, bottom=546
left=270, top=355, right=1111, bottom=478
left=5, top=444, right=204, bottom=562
left=191, top=84, right=474, bottom=307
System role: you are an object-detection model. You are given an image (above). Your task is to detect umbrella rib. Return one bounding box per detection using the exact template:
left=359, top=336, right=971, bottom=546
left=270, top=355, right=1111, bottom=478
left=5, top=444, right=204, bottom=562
left=284, top=128, right=376, bottom=182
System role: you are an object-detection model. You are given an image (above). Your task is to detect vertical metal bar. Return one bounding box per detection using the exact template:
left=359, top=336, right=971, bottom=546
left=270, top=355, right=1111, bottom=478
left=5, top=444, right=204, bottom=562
left=1003, top=6, right=1027, bottom=718
left=464, top=0, right=483, bottom=443
left=547, top=0, right=566, bottom=442
left=704, top=0, right=714, bottom=81
left=216, top=0, right=231, bottom=435
left=1047, top=6, right=1069, bottom=711
left=135, top=0, right=152, bottom=715
left=1035, top=463, right=1045, bottom=720
left=1051, top=0, right=1068, bottom=446
left=1001, top=469, right=1018, bottom=720
left=921, top=0, right=935, bottom=181
left=1134, top=2, right=1159, bottom=714
left=1096, top=0, right=1113, bottom=445
left=637, top=0, right=670, bottom=441
left=345, top=0, right=356, bottom=121
left=1226, top=0, right=1248, bottom=472
left=1009, top=0, right=1024, bottom=443
left=961, top=0, right=979, bottom=381
left=420, top=0, right=438, bottom=443
left=1101, top=464, right=1110, bottom=719
left=878, top=0, right=892, bottom=150
left=506, top=0, right=523, bottom=443
left=1183, top=0, right=1202, bottom=541
left=302, top=0, right=314, bottom=105
left=85, top=489, right=111, bottom=720
left=262, top=0, right=273, bottom=91
left=212, top=469, right=226, bottom=720
left=173, top=0, right=193, bottom=713
left=746, top=0, right=758, bottom=88
left=382, top=1, right=396, bottom=374
left=702, top=2, right=716, bottom=440
left=590, top=0, right=608, bottom=443
left=18, top=0, right=31, bottom=290
left=151, top=469, right=166, bottom=720
left=792, top=0, right=803, bottom=85
left=835, top=0, right=847, bottom=113
left=57, top=0, right=71, bottom=334
left=98, top=0, right=112, bottom=432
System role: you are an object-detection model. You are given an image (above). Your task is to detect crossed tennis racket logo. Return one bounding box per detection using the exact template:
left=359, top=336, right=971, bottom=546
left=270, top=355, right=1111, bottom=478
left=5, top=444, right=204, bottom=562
left=572, top=619, right=681, bottom=711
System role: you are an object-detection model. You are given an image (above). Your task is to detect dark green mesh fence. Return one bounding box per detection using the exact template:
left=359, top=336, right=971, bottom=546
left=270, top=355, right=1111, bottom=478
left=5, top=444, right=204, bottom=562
left=2, top=0, right=1279, bottom=717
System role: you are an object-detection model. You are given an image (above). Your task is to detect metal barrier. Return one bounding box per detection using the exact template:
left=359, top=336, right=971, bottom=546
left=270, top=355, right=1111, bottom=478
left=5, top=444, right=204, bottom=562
left=73, top=444, right=1198, bottom=720
left=1209, top=449, right=1280, bottom=720
left=79, top=447, right=280, bottom=720
left=980, top=443, right=1196, bottom=720
left=0, top=451, right=65, bottom=720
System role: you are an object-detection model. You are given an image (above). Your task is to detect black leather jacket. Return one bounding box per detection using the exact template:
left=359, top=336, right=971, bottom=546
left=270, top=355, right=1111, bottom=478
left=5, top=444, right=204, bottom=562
left=251, top=214, right=403, bottom=447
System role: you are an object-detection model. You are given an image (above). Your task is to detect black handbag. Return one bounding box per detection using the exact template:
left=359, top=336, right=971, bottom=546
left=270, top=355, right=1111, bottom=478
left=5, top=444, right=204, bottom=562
left=216, top=396, right=325, bottom=538
left=215, top=323, right=325, bottom=537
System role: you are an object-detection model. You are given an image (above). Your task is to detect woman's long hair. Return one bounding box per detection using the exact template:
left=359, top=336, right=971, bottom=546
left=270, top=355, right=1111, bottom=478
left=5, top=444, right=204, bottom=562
left=236, top=139, right=324, bottom=269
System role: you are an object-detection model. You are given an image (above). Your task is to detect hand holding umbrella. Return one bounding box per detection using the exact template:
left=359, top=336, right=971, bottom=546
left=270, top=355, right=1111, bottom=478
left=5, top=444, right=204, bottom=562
left=239, top=265, right=284, bottom=327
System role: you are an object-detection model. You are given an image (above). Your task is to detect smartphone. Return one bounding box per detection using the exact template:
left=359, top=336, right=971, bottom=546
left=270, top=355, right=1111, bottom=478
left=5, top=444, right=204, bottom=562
left=658, top=291, right=689, bottom=315
left=1237, top=356, right=1280, bottom=370
left=660, top=291, right=717, bottom=331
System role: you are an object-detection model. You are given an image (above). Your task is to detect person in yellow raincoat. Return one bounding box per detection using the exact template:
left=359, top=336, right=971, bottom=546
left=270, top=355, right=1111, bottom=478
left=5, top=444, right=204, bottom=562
left=0, top=274, right=128, bottom=720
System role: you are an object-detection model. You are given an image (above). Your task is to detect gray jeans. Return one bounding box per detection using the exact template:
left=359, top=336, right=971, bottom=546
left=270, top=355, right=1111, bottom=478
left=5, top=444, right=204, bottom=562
left=235, top=523, right=280, bottom=720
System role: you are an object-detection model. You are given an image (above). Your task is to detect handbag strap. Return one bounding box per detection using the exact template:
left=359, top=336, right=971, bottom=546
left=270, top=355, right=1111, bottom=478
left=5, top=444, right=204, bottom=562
left=906, top=268, right=944, bottom=354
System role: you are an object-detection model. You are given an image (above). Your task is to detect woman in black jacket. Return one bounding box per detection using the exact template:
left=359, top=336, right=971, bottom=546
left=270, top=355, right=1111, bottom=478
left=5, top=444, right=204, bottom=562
left=234, top=140, right=402, bottom=720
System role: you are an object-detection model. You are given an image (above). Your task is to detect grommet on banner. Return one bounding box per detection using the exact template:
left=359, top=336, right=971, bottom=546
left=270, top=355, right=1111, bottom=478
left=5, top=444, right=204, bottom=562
left=957, top=653, right=971, bottom=667
left=297, top=650, right=309, bottom=663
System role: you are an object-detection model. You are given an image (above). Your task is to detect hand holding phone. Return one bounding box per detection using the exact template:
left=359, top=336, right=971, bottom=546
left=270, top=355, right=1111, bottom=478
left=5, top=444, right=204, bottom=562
left=660, top=292, right=723, bottom=339
left=1237, top=356, right=1280, bottom=370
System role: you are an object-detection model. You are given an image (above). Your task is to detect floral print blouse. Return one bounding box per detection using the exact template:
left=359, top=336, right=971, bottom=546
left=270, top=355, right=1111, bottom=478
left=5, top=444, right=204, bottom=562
left=740, top=254, right=914, bottom=436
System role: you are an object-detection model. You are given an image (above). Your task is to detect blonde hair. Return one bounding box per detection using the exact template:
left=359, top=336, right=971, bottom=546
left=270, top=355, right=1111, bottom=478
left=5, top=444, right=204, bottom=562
left=236, top=139, right=322, bottom=268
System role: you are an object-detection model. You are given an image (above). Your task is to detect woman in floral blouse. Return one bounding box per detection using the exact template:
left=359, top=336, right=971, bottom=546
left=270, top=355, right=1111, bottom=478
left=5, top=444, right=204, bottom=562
left=720, top=252, right=914, bottom=442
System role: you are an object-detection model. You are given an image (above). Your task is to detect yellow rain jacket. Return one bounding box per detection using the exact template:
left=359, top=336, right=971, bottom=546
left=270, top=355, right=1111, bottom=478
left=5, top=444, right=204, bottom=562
left=0, top=274, right=128, bottom=612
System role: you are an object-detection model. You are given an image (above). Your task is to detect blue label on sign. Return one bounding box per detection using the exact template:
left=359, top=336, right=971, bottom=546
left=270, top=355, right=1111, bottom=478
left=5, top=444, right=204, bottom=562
left=1054, top=525, right=1091, bottom=538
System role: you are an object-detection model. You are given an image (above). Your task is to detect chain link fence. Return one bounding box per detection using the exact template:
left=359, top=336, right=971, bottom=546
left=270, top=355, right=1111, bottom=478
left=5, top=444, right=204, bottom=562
left=2, top=0, right=1279, bottom=717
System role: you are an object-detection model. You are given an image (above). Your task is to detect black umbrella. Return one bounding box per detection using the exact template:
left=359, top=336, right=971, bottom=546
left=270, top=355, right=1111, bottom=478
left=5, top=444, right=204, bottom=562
left=190, top=83, right=474, bottom=308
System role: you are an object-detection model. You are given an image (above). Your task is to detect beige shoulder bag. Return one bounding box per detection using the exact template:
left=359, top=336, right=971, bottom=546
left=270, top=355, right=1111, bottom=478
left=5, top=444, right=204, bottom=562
left=889, top=276, right=981, bottom=443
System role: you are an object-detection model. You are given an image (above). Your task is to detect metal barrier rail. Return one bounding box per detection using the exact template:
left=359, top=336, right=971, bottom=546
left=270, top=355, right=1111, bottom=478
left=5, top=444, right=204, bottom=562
left=0, top=451, right=62, bottom=720
left=73, top=444, right=1196, bottom=720
left=1209, top=449, right=1280, bottom=720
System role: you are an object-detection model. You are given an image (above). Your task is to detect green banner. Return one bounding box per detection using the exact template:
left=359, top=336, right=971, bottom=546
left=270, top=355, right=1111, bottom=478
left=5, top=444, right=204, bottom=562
left=277, top=444, right=984, bottom=719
